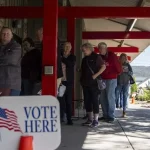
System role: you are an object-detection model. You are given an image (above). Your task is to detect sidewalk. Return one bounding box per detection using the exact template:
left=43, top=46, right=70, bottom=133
left=57, top=104, right=150, bottom=150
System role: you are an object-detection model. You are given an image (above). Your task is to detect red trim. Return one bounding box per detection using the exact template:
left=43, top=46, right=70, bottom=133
left=94, top=47, right=139, bottom=53
left=42, top=0, right=57, bottom=96
left=1, top=7, right=150, bottom=18
left=83, top=31, right=150, bottom=39
left=59, top=7, right=150, bottom=18
left=0, top=7, right=43, bottom=18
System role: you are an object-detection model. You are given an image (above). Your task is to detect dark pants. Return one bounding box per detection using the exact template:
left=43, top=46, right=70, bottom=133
left=60, top=84, right=73, bottom=121
left=21, top=79, right=34, bottom=95
left=21, top=79, right=41, bottom=95
left=83, top=86, right=99, bottom=114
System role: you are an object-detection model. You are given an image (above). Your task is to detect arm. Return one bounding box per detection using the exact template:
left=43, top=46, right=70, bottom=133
left=93, top=65, right=106, bottom=79
left=0, top=43, right=21, bottom=66
left=61, top=55, right=76, bottom=67
left=93, top=55, right=106, bottom=79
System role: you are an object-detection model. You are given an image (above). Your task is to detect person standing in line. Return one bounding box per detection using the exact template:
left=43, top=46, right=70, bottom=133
left=116, top=53, right=133, bottom=117
left=61, top=42, right=76, bottom=125
left=80, top=43, right=106, bottom=127
left=98, top=42, right=122, bottom=123
left=115, top=86, right=123, bottom=109
left=21, top=38, right=41, bottom=95
left=0, top=21, right=22, bottom=45
left=34, top=27, right=63, bottom=94
left=0, top=27, right=21, bottom=96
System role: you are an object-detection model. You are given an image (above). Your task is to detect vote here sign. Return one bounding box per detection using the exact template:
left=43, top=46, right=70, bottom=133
left=0, top=96, right=61, bottom=150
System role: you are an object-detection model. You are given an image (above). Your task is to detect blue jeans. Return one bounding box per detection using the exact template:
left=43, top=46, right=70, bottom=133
left=115, top=89, right=123, bottom=108
left=10, top=89, right=20, bottom=96
left=115, top=84, right=130, bottom=112
left=100, top=79, right=117, bottom=119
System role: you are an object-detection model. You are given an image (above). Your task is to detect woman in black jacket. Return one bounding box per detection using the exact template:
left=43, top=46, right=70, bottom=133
left=80, top=43, right=106, bottom=127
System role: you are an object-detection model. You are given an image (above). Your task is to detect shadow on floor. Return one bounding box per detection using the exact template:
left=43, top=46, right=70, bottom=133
left=57, top=106, right=150, bottom=150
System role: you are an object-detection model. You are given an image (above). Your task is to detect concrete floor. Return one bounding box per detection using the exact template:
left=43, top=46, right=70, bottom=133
left=57, top=104, right=150, bottom=150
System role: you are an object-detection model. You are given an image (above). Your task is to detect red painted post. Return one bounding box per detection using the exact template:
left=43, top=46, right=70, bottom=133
left=42, top=0, right=58, bottom=96
left=67, top=17, right=76, bottom=115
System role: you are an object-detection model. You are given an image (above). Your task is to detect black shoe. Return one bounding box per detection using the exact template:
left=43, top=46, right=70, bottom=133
left=67, top=120, right=73, bottom=125
left=107, top=118, right=115, bottom=123
left=98, top=117, right=106, bottom=121
left=82, top=120, right=92, bottom=126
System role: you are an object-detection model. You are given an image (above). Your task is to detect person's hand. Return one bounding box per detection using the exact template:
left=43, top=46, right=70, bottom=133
left=92, top=74, right=97, bottom=80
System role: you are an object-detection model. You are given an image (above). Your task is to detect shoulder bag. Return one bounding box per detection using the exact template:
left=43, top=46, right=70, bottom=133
left=87, top=60, right=106, bottom=91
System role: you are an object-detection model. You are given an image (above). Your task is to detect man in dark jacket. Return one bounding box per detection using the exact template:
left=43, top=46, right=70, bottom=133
left=98, top=42, right=122, bottom=122
left=61, top=42, right=76, bottom=125
left=0, top=27, right=21, bottom=96
left=35, top=27, right=63, bottom=93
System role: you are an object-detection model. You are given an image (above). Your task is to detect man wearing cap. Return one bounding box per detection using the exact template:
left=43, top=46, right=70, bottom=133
left=98, top=42, right=122, bottom=122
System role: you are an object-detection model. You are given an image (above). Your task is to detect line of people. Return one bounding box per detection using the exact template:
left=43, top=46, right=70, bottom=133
left=58, top=42, right=133, bottom=127
left=0, top=26, right=133, bottom=128
left=0, top=26, right=63, bottom=97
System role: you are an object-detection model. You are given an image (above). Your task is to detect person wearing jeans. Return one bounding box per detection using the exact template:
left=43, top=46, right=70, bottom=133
left=101, top=79, right=117, bottom=119
left=98, top=42, right=122, bottom=123
left=116, top=88, right=123, bottom=109
left=0, top=27, right=21, bottom=96
left=116, top=53, right=133, bottom=117
left=80, top=43, right=106, bottom=127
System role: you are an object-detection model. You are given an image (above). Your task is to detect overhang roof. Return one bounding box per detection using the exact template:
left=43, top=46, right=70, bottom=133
left=69, top=0, right=150, bottom=62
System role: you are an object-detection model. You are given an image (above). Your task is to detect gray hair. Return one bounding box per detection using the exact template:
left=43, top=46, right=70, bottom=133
left=81, top=43, right=94, bottom=51
left=98, top=42, right=107, bottom=48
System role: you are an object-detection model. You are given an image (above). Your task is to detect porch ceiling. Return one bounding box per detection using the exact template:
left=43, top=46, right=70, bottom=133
left=69, top=0, right=150, bottom=62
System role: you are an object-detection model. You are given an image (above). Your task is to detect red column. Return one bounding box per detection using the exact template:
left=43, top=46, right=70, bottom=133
left=67, top=17, right=76, bottom=115
left=42, top=0, right=58, bottom=96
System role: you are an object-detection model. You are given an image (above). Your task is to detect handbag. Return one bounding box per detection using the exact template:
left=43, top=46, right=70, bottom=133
left=87, top=60, right=106, bottom=90
left=129, top=75, right=135, bottom=85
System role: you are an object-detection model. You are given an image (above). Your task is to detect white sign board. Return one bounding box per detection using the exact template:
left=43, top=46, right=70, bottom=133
left=0, top=96, right=61, bottom=150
